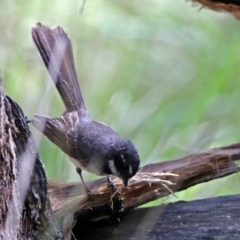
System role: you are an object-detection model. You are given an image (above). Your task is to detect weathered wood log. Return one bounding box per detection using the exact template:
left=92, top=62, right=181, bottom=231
left=0, top=79, right=63, bottom=239
left=73, top=194, right=240, bottom=240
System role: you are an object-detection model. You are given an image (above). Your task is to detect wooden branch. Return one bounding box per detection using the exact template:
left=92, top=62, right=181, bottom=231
left=192, top=0, right=240, bottom=19
left=48, top=142, right=240, bottom=237
left=0, top=79, right=63, bottom=239
left=73, top=194, right=240, bottom=239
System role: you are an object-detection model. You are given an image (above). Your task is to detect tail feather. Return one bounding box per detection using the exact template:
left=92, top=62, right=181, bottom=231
left=32, top=23, right=85, bottom=112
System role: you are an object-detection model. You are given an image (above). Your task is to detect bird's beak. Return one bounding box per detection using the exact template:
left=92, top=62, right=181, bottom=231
left=122, top=176, right=128, bottom=187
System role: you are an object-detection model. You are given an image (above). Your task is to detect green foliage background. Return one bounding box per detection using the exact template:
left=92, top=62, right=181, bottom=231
left=2, top=0, right=240, bottom=204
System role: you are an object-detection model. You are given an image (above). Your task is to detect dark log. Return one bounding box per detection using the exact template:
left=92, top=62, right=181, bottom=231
left=0, top=78, right=63, bottom=239
left=74, top=194, right=240, bottom=240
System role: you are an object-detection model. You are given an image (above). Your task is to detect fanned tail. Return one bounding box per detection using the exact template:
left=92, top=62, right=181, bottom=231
left=32, top=23, right=85, bottom=112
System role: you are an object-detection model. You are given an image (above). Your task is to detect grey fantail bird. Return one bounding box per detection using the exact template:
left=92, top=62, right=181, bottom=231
left=31, top=23, right=140, bottom=192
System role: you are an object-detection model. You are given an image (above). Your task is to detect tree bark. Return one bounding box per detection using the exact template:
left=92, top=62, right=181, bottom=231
left=0, top=78, right=63, bottom=239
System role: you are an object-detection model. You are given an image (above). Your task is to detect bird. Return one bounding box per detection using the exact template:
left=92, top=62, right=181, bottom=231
left=31, top=23, right=140, bottom=193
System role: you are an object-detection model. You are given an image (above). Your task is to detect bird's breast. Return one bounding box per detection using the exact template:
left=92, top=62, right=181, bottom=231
left=69, top=156, right=105, bottom=176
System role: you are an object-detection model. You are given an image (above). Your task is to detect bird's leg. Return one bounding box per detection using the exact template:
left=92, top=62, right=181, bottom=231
left=107, top=175, right=116, bottom=190
left=76, top=167, right=91, bottom=194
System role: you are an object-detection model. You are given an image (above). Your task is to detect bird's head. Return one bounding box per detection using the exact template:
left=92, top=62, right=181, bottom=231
left=107, top=139, right=140, bottom=187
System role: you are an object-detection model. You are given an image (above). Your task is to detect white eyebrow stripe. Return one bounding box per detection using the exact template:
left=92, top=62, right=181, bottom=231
left=108, top=160, right=118, bottom=176
left=129, top=165, right=132, bottom=175
left=121, top=154, right=125, bottom=163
